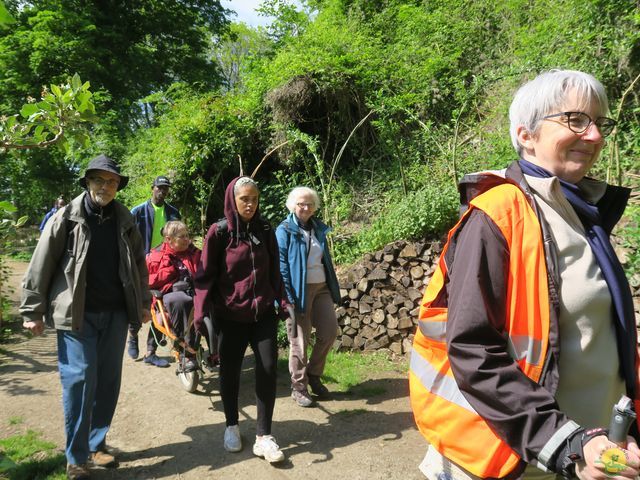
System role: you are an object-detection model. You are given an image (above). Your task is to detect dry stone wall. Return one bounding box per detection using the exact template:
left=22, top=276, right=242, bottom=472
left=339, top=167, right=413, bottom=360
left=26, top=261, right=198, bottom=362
left=334, top=238, right=640, bottom=356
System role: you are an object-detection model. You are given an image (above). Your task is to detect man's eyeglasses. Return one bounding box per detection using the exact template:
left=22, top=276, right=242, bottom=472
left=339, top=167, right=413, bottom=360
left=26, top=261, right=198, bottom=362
left=88, top=176, right=120, bottom=188
left=296, top=202, right=314, bottom=209
left=542, top=111, right=617, bottom=137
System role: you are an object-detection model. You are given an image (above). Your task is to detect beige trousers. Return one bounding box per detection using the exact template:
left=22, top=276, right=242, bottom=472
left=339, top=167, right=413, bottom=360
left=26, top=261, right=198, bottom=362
left=287, top=282, right=338, bottom=391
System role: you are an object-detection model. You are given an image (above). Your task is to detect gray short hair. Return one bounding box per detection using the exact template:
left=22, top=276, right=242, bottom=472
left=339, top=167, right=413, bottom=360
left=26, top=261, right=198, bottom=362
left=233, top=176, right=259, bottom=195
left=286, top=186, right=320, bottom=213
left=508, top=70, right=609, bottom=156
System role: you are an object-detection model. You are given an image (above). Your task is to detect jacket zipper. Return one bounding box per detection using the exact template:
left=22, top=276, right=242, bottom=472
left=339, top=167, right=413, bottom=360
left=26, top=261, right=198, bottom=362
left=247, top=225, right=259, bottom=322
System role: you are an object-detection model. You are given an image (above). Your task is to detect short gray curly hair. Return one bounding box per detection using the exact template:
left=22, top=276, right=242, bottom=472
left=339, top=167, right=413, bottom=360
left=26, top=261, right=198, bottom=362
left=286, top=186, right=320, bottom=213
left=509, top=69, right=609, bottom=156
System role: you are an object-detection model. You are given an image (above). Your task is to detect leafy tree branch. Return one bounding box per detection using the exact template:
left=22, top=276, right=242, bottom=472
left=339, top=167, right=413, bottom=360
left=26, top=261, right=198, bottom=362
left=0, top=74, right=97, bottom=153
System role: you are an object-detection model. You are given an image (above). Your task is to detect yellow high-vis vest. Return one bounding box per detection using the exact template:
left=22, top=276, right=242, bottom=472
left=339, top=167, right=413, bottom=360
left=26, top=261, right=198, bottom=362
left=409, top=181, right=551, bottom=478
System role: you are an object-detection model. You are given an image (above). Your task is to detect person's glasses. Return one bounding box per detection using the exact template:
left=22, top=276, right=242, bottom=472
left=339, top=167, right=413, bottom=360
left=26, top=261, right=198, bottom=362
left=296, top=202, right=314, bottom=209
left=542, top=111, right=617, bottom=137
left=89, top=176, right=120, bottom=188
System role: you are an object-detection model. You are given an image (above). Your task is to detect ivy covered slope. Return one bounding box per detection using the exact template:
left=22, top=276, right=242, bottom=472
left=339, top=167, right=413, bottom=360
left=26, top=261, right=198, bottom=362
left=120, top=0, right=639, bottom=264
left=1, top=1, right=637, bottom=266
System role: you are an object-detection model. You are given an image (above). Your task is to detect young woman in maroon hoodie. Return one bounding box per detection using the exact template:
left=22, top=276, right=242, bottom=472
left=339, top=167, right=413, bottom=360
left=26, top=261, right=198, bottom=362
left=194, top=176, right=291, bottom=464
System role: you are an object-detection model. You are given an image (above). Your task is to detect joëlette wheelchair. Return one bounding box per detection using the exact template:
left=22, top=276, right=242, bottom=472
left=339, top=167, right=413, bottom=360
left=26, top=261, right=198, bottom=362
left=149, top=289, right=218, bottom=393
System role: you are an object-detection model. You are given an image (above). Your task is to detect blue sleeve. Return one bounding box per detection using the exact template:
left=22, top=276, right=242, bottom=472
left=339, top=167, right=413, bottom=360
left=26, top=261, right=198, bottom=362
left=275, top=224, right=295, bottom=305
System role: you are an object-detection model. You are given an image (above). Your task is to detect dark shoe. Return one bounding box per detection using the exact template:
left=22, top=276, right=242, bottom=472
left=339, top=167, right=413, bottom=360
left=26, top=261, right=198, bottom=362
left=203, top=353, right=219, bottom=372
left=144, top=353, right=169, bottom=368
left=89, top=449, right=117, bottom=468
left=127, top=336, right=139, bottom=360
left=67, top=463, right=91, bottom=479
left=291, top=388, right=314, bottom=407
left=308, top=375, right=330, bottom=397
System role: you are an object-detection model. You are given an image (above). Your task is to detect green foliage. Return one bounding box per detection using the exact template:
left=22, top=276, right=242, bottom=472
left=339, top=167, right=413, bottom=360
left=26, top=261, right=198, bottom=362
left=0, top=430, right=65, bottom=479
left=120, top=85, right=265, bottom=234
left=276, top=321, right=289, bottom=349
left=257, top=0, right=312, bottom=43
left=4, top=0, right=639, bottom=265
left=619, top=202, right=640, bottom=282
left=0, top=201, right=27, bottom=324
left=0, top=74, right=96, bottom=152
left=333, top=183, right=458, bottom=264
left=212, top=22, right=274, bottom=92
left=0, top=0, right=229, bottom=117
left=0, top=1, right=13, bottom=26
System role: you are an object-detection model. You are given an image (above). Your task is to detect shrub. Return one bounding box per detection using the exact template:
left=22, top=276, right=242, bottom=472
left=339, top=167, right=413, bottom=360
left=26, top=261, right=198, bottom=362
left=333, top=183, right=458, bottom=264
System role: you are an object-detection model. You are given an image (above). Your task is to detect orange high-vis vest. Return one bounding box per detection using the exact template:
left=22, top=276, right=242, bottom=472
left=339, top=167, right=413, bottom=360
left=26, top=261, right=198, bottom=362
left=409, top=182, right=551, bottom=478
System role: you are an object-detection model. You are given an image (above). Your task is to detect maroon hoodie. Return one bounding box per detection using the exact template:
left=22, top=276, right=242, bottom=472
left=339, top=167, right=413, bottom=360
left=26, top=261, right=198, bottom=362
left=193, top=177, right=289, bottom=323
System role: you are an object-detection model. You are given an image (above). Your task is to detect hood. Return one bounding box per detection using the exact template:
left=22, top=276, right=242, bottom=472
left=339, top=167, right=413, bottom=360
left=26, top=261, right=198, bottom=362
left=223, top=176, right=261, bottom=235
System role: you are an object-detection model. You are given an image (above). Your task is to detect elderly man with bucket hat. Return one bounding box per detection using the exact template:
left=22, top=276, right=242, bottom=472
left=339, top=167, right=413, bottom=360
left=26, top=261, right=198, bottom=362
left=21, top=154, right=151, bottom=480
left=128, top=174, right=181, bottom=366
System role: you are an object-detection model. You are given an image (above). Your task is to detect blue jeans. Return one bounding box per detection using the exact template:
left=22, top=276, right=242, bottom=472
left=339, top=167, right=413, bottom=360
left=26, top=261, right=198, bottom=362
left=57, top=310, right=128, bottom=464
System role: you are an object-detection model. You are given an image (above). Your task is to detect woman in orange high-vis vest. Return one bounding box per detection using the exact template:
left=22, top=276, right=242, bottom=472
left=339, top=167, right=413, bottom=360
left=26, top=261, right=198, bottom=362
left=410, top=70, right=640, bottom=480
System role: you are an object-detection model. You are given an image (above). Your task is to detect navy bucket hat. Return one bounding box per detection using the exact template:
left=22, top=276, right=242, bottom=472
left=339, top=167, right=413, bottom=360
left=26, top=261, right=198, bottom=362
left=79, top=154, right=129, bottom=191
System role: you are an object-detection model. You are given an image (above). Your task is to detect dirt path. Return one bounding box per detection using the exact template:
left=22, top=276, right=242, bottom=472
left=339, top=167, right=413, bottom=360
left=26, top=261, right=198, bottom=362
left=0, top=260, right=425, bottom=480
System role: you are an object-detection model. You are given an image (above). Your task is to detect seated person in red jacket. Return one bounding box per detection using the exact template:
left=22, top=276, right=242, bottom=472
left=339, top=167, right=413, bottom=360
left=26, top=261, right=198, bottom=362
left=147, top=220, right=201, bottom=371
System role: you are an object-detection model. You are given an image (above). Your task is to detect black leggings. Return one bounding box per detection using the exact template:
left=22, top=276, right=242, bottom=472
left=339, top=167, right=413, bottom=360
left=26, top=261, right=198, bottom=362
left=218, top=309, right=278, bottom=436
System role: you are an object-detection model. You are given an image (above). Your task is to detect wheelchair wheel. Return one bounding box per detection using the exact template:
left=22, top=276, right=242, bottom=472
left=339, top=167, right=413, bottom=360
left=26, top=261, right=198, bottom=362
left=178, top=369, right=199, bottom=393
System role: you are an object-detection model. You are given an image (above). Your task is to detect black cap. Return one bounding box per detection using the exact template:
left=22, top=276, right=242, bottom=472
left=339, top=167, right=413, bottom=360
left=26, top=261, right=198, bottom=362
left=153, top=176, right=172, bottom=187
left=79, top=154, right=129, bottom=190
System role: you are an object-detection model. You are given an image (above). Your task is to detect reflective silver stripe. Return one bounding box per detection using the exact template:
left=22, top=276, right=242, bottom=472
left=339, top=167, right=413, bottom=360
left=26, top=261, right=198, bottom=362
left=410, top=346, right=476, bottom=414
left=506, top=334, right=543, bottom=366
left=528, top=459, right=551, bottom=473
left=538, top=420, right=580, bottom=467
left=418, top=320, right=447, bottom=342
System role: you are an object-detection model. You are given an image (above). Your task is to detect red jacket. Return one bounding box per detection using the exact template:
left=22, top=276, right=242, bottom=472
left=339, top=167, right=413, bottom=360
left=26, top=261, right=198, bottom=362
left=147, top=242, right=201, bottom=294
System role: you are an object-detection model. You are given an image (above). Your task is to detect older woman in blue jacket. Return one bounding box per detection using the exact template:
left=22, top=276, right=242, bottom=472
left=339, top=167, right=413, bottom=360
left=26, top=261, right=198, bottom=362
left=276, top=186, right=341, bottom=408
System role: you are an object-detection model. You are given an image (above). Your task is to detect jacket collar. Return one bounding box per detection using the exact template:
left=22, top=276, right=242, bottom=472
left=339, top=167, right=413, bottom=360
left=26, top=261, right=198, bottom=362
left=286, top=213, right=331, bottom=237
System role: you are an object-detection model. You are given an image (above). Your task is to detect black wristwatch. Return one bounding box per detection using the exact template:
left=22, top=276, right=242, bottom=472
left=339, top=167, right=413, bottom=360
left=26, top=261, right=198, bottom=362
left=557, top=427, right=608, bottom=478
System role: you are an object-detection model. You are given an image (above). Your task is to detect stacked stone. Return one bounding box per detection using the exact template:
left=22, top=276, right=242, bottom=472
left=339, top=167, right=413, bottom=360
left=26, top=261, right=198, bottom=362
left=335, top=232, right=640, bottom=356
left=334, top=240, right=442, bottom=355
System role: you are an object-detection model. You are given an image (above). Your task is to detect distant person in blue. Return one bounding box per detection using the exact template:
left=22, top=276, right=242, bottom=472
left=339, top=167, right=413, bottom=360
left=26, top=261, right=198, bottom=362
left=39, top=197, right=66, bottom=232
left=128, top=175, right=181, bottom=366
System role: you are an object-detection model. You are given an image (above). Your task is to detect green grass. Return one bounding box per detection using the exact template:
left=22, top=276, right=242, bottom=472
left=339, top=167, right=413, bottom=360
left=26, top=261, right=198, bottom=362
left=0, top=316, right=28, bottom=345
left=278, top=348, right=404, bottom=398
left=0, top=430, right=65, bottom=480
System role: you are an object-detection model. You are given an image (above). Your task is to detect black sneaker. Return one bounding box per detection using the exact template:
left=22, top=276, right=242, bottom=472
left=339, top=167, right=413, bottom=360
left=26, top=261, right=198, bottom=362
left=308, top=375, right=330, bottom=397
left=127, top=336, right=139, bottom=360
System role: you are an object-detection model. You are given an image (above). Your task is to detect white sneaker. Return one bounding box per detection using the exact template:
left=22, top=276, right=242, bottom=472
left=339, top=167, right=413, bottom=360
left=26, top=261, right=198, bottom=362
left=224, top=425, right=242, bottom=452
left=253, top=435, right=285, bottom=463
